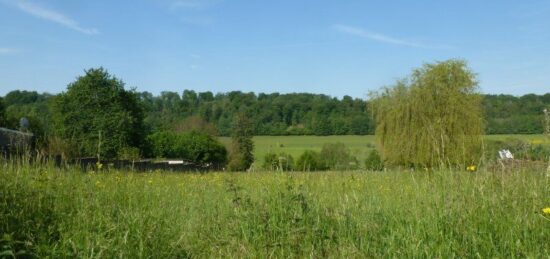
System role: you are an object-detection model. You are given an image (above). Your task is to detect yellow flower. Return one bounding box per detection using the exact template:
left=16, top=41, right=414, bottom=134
left=543, top=207, right=550, bottom=216
left=467, top=165, right=477, bottom=172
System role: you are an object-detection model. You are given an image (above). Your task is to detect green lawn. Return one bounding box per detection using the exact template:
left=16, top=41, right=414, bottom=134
left=220, top=135, right=548, bottom=165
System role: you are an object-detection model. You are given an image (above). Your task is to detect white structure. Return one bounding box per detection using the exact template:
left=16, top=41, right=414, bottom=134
left=498, top=149, right=514, bottom=160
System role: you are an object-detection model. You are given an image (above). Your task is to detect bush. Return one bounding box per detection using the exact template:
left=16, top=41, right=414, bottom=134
left=296, top=150, right=325, bottom=171
left=147, top=131, right=227, bottom=166
left=365, top=149, right=384, bottom=171
left=263, top=152, right=294, bottom=171
left=319, top=143, right=358, bottom=170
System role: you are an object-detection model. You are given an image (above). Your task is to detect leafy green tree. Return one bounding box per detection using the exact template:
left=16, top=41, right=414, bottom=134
left=228, top=113, right=254, bottom=171
left=51, top=68, right=145, bottom=159
left=370, top=59, right=484, bottom=168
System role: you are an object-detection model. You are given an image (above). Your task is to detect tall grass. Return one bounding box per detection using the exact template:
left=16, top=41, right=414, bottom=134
left=1, top=162, right=549, bottom=258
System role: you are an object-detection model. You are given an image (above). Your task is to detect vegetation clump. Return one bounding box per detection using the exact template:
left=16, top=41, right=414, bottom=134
left=51, top=68, right=145, bottom=160
left=319, top=143, right=358, bottom=170
left=364, top=149, right=384, bottom=171
left=228, top=113, right=254, bottom=171
left=370, top=59, right=484, bottom=168
left=147, top=131, right=227, bottom=165
left=296, top=150, right=325, bottom=171
left=263, top=152, right=294, bottom=171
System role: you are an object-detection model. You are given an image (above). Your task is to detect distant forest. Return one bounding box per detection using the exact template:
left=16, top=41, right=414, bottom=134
left=1, top=90, right=549, bottom=136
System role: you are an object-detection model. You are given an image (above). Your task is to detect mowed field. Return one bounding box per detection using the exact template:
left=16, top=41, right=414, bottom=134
left=220, top=134, right=549, bottom=165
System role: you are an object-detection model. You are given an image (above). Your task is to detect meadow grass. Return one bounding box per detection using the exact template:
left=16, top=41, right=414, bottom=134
left=1, top=161, right=549, bottom=258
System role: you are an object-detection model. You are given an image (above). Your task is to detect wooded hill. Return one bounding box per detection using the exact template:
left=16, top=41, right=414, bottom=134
left=1, top=90, right=549, bottom=136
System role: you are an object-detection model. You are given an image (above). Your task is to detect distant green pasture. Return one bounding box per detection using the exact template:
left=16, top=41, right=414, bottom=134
left=220, top=135, right=548, bottom=164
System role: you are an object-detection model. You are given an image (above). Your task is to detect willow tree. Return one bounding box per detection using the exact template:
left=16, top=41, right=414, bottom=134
left=370, top=60, right=484, bottom=168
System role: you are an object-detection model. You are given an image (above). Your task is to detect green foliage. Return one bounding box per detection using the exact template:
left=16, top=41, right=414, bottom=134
left=0, top=97, right=5, bottom=127
left=485, top=138, right=550, bottom=162
left=147, top=131, right=227, bottom=165
left=173, top=116, right=219, bottom=136
left=140, top=91, right=374, bottom=136
left=319, top=143, right=358, bottom=170
left=51, top=68, right=145, bottom=159
left=365, top=149, right=384, bottom=171
left=370, top=59, right=484, bottom=168
left=1, top=164, right=549, bottom=257
left=228, top=113, right=254, bottom=171
left=263, top=152, right=294, bottom=171
left=484, top=94, right=550, bottom=134
left=2, top=89, right=549, bottom=139
left=296, top=150, right=325, bottom=171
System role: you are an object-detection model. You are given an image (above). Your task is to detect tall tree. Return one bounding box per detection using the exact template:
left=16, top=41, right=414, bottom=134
left=51, top=68, right=145, bottom=159
left=228, top=112, right=254, bottom=171
left=370, top=59, right=484, bottom=168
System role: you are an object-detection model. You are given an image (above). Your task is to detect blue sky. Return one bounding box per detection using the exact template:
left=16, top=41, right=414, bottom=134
left=1, top=0, right=549, bottom=98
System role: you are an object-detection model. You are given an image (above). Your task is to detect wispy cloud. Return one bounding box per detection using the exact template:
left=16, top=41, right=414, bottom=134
left=5, top=0, right=98, bottom=35
left=0, top=47, right=20, bottom=55
left=333, top=24, right=453, bottom=50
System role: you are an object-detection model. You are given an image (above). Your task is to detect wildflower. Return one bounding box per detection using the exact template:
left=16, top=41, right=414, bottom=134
left=466, top=165, right=477, bottom=172
left=543, top=207, right=550, bottom=216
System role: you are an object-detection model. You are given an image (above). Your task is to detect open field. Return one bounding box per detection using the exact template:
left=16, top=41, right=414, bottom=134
left=220, top=135, right=549, bottom=165
left=1, top=163, right=549, bottom=258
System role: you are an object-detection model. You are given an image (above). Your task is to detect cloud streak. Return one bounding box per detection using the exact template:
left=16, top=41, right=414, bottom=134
left=7, top=0, right=98, bottom=35
left=333, top=24, right=452, bottom=49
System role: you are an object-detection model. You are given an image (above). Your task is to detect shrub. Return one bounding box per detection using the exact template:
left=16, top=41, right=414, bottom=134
left=365, top=149, right=384, bottom=171
left=263, top=152, right=294, bottom=171
left=319, top=143, right=358, bottom=170
left=296, top=150, right=325, bottom=171
left=147, top=131, right=227, bottom=165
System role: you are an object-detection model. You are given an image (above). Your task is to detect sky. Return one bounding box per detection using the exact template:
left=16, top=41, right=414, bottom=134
left=0, top=0, right=549, bottom=99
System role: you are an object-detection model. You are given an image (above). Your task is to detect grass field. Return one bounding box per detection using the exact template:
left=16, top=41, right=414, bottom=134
left=220, top=135, right=549, bottom=166
left=1, top=162, right=549, bottom=258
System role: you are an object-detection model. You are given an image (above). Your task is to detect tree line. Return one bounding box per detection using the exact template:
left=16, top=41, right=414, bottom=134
left=1, top=88, right=548, bottom=139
